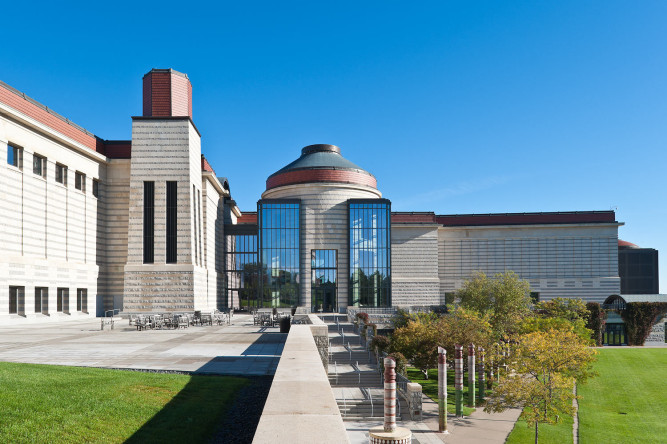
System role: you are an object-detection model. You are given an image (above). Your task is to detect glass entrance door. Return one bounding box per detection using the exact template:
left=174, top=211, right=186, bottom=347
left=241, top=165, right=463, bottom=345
left=604, top=324, right=626, bottom=346
left=312, top=286, right=337, bottom=313
left=311, top=250, right=337, bottom=313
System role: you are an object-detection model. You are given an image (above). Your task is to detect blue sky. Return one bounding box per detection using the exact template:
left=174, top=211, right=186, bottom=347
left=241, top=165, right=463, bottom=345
left=3, top=1, right=666, bottom=292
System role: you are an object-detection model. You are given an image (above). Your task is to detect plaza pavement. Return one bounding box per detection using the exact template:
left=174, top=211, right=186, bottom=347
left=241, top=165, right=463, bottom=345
left=344, top=392, right=521, bottom=444
left=0, top=314, right=285, bottom=375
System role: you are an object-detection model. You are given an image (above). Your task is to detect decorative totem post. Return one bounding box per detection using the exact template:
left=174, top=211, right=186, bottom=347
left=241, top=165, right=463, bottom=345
left=455, top=345, right=463, bottom=417
left=437, top=346, right=447, bottom=433
left=467, top=344, right=476, bottom=408
left=368, top=357, right=412, bottom=444
left=478, top=346, right=485, bottom=402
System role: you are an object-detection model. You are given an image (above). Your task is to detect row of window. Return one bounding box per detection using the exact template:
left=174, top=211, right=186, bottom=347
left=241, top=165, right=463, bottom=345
left=144, top=181, right=180, bottom=264
left=8, top=287, right=88, bottom=315
left=7, top=143, right=99, bottom=197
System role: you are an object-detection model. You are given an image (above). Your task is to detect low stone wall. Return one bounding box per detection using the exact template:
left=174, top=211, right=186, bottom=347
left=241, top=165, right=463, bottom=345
left=252, top=323, right=349, bottom=444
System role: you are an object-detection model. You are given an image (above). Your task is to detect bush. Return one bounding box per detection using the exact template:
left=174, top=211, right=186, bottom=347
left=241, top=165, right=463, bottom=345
left=586, top=302, right=606, bottom=346
left=621, top=302, right=667, bottom=346
left=356, top=312, right=370, bottom=324
left=371, top=335, right=391, bottom=355
left=388, top=352, right=408, bottom=376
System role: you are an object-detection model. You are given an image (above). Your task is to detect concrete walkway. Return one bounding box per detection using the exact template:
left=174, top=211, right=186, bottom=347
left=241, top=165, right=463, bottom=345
left=0, top=314, right=285, bottom=375
left=420, top=392, right=522, bottom=444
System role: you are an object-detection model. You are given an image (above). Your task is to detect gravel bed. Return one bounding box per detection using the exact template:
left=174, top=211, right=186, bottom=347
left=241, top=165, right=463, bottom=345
left=209, top=375, right=273, bottom=444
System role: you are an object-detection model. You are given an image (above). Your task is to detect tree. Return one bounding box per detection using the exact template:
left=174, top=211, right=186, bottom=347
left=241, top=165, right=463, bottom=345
left=522, top=297, right=593, bottom=343
left=456, top=271, right=532, bottom=340
left=390, top=318, right=439, bottom=379
left=484, top=329, right=597, bottom=444
left=436, top=307, right=493, bottom=366
left=536, top=297, right=588, bottom=323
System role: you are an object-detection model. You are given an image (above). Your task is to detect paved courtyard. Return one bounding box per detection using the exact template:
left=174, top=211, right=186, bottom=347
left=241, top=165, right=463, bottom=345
left=0, top=314, right=285, bottom=375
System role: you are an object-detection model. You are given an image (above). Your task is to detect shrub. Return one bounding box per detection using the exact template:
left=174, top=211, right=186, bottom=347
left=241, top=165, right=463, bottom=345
left=356, top=312, right=370, bottom=324
left=388, top=352, right=408, bottom=375
left=371, top=335, right=391, bottom=355
left=585, top=302, right=606, bottom=346
left=621, top=302, right=667, bottom=346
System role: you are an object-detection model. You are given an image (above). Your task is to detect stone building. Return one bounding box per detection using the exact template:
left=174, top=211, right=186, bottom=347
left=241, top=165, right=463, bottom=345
left=0, top=68, right=630, bottom=323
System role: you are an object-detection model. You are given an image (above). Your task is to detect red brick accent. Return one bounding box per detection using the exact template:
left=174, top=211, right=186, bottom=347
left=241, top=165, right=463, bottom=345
left=237, top=212, right=258, bottom=224
left=0, top=83, right=100, bottom=153
left=201, top=155, right=215, bottom=174
left=266, top=169, right=377, bottom=190
left=149, top=71, right=172, bottom=117
left=143, top=70, right=192, bottom=118
left=436, top=211, right=616, bottom=226
left=104, top=140, right=132, bottom=159
left=391, top=212, right=436, bottom=224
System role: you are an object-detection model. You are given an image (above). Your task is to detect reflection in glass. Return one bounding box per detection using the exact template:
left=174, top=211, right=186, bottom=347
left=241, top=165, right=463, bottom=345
left=311, top=250, right=337, bottom=312
left=224, top=234, right=259, bottom=310
left=258, top=201, right=300, bottom=308
left=349, top=200, right=391, bottom=308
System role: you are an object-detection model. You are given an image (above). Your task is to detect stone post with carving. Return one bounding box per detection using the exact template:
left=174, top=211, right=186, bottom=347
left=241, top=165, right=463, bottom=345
left=478, top=346, right=485, bottom=402
left=438, top=346, right=447, bottom=432
left=467, top=344, right=476, bottom=408
left=369, top=357, right=412, bottom=444
left=455, top=344, right=463, bottom=417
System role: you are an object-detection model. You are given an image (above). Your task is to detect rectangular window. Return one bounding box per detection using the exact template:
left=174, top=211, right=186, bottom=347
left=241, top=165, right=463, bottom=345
left=348, top=199, right=392, bottom=308
left=55, top=163, right=67, bottom=185
left=257, top=200, right=301, bottom=308
left=35, top=287, right=48, bottom=314
left=77, top=289, right=87, bottom=313
left=57, top=288, right=69, bottom=313
left=7, top=144, right=23, bottom=169
left=75, top=171, right=85, bottom=192
left=166, top=181, right=178, bottom=263
left=193, top=185, right=198, bottom=265
left=143, top=181, right=155, bottom=264
left=33, top=154, right=46, bottom=178
left=9, top=286, right=25, bottom=314
left=92, top=179, right=100, bottom=198
left=198, top=190, right=203, bottom=266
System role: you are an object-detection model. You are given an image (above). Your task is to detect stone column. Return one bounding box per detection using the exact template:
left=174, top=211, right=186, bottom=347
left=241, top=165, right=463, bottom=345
left=438, top=346, right=447, bottom=432
left=369, top=357, right=412, bottom=444
left=467, top=344, right=476, bottom=408
left=478, top=346, right=485, bottom=402
left=455, top=344, right=463, bottom=417
left=406, top=382, right=423, bottom=421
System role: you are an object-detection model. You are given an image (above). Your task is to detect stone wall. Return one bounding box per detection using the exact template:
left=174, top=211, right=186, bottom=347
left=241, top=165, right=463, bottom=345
left=0, top=112, right=104, bottom=322
left=391, top=224, right=441, bottom=306
left=438, top=224, right=621, bottom=303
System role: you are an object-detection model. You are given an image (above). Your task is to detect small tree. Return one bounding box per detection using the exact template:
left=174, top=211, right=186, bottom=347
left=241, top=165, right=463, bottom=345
left=391, top=318, right=439, bottom=379
left=456, top=271, right=532, bottom=340
left=436, top=307, right=493, bottom=366
left=485, top=329, right=597, bottom=444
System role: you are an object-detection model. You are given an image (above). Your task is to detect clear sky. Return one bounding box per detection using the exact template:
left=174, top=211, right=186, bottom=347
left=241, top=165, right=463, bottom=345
left=3, top=1, right=665, bottom=292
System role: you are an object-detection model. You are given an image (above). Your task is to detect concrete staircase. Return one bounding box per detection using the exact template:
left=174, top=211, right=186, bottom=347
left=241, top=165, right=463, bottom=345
left=322, top=314, right=407, bottom=421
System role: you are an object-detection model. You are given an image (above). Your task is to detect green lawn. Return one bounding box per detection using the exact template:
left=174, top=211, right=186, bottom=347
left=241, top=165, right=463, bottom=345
left=506, top=411, right=573, bottom=444
left=407, top=367, right=476, bottom=416
left=0, top=362, right=248, bottom=443
left=578, top=348, right=667, bottom=444
left=506, top=348, right=667, bottom=444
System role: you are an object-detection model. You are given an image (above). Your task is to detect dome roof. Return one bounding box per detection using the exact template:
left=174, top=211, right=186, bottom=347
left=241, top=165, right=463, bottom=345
left=266, top=144, right=377, bottom=191
left=618, top=239, right=639, bottom=249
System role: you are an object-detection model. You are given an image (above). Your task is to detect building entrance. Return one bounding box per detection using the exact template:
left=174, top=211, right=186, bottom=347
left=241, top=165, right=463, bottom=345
left=312, top=286, right=337, bottom=313
left=311, top=250, right=337, bottom=313
left=604, top=324, right=626, bottom=346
